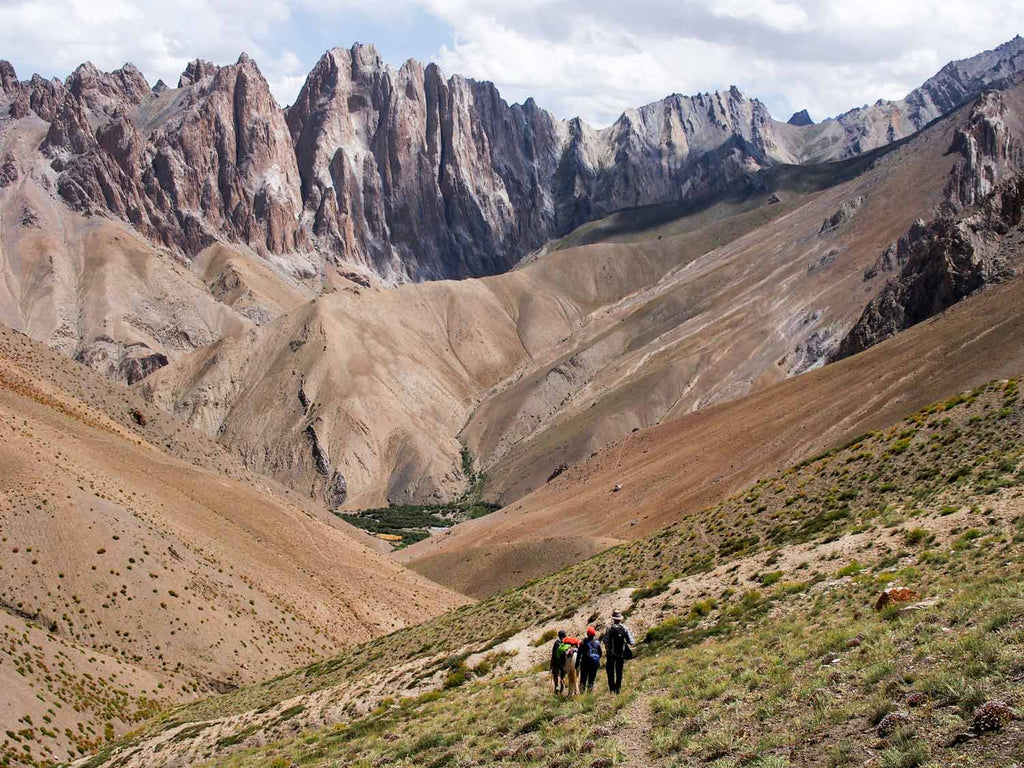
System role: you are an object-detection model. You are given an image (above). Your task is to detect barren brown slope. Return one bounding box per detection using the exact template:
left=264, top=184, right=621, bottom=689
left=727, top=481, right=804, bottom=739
left=402, top=274, right=1024, bottom=597
left=140, top=185, right=805, bottom=509
left=0, top=326, right=466, bottom=765
left=465, top=79, right=1024, bottom=506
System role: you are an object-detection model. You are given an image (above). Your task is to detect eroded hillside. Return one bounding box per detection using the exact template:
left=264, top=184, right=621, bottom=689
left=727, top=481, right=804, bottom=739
left=143, top=77, right=1024, bottom=522
left=0, top=327, right=466, bottom=766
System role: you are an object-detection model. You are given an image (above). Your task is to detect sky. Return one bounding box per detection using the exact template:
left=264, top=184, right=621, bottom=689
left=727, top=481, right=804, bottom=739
left=1, top=0, right=1022, bottom=127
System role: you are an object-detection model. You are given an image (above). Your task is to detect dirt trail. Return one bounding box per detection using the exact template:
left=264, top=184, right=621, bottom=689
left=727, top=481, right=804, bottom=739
left=616, top=694, right=657, bottom=767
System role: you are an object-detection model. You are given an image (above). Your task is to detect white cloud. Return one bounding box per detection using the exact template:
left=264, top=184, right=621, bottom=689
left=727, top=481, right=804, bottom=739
left=1, top=0, right=1022, bottom=126
left=1, top=0, right=304, bottom=102
left=425, top=0, right=1024, bottom=124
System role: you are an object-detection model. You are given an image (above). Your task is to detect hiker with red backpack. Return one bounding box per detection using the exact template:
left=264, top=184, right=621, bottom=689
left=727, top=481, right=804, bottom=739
left=601, top=610, right=634, bottom=694
left=576, top=626, right=603, bottom=692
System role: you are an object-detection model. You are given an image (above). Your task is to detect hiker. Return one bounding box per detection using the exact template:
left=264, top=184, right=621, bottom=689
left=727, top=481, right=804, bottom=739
left=550, top=629, right=567, bottom=694
left=601, top=610, right=634, bottom=694
left=576, top=626, right=602, bottom=692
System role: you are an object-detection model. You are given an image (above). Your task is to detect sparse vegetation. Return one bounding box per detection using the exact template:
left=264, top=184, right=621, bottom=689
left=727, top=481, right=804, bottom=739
left=334, top=447, right=500, bottom=547
left=15, top=380, right=1024, bottom=768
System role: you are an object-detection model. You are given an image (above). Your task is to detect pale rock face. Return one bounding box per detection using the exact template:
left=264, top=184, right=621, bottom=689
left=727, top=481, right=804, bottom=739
left=945, top=90, right=1022, bottom=208
left=286, top=47, right=793, bottom=280
left=287, top=45, right=565, bottom=280
left=557, top=87, right=792, bottom=233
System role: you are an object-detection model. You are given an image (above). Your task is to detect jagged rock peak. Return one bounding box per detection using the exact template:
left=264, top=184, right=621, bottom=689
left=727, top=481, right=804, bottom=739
left=0, top=60, right=18, bottom=93
left=945, top=89, right=1021, bottom=209
left=67, top=61, right=150, bottom=114
left=40, top=95, right=94, bottom=158
left=178, top=58, right=219, bottom=88
left=347, top=42, right=384, bottom=66
left=152, top=79, right=168, bottom=94
left=788, top=109, right=814, bottom=126
left=906, top=35, right=1024, bottom=125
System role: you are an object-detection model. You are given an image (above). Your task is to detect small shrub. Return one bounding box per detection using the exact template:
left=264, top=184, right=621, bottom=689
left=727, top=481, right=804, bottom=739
left=836, top=561, right=863, bottom=578
left=903, top=528, right=928, bottom=545
left=532, top=629, right=557, bottom=647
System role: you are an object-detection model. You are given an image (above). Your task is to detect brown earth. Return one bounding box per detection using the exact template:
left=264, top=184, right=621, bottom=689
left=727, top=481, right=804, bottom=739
left=0, top=326, right=466, bottom=765
left=142, top=78, right=1024, bottom=518
left=402, top=273, right=1024, bottom=597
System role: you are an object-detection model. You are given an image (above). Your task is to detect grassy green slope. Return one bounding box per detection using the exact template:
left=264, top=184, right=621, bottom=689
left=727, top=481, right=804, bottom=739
left=219, top=544, right=1024, bottom=768
left=81, top=380, right=1024, bottom=767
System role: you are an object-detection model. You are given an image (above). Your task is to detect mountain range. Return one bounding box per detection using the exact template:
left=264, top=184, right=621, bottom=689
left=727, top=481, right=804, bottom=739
left=4, top=36, right=1023, bottom=287
left=1, top=37, right=1023, bottom=513
left=4, top=32, right=1024, bottom=766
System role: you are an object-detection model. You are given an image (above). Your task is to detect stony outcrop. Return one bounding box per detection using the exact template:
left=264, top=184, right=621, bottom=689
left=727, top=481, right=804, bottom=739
left=834, top=87, right=1024, bottom=361
left=787, top=109, right=813, bottom=126
left=0, top=152, right=18, bottom=187
left=945, top=89, right=1022, bottom=209
left=177, top=59, right=219, bottom=88
left=835, top=176, right=1024, bottom=360
left=66, top=62, right=150, bottom=115
left=818, top=195, right=865, bottom=234
left=75, top=338, right=169, bottom=385
left=0, top=60, right=66, bottom=120
left=40, top=94, right=96, bottom=159
left=326, top=471, right=347, bottom=509
left=970, top=701, right=1017, bottom=733
left=863, top=220, right=929, bottom=282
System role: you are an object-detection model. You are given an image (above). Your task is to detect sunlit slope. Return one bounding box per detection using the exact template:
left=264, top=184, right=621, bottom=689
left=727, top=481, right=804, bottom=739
left=0, top=326, right=466, bottom=765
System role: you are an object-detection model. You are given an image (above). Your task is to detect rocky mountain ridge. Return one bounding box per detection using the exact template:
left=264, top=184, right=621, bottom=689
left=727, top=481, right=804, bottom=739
left=2, top=37, right=1024, bottom=509
left=142, top=72, right=1000, bottom=512
left=3, top=37, right=1024, bottom=287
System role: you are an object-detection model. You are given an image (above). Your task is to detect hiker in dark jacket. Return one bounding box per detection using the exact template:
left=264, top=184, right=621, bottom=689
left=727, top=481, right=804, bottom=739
left=576, top=626, right=602, bottom=692
left=549, top=629, right=567, bottom=693
left=600, top=610, right=634, bottom=694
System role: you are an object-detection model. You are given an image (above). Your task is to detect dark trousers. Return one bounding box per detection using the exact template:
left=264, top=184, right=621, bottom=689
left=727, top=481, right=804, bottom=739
left=606, top=655, right=624, bottom=692
left=579, top=660, right=599, bottom=691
